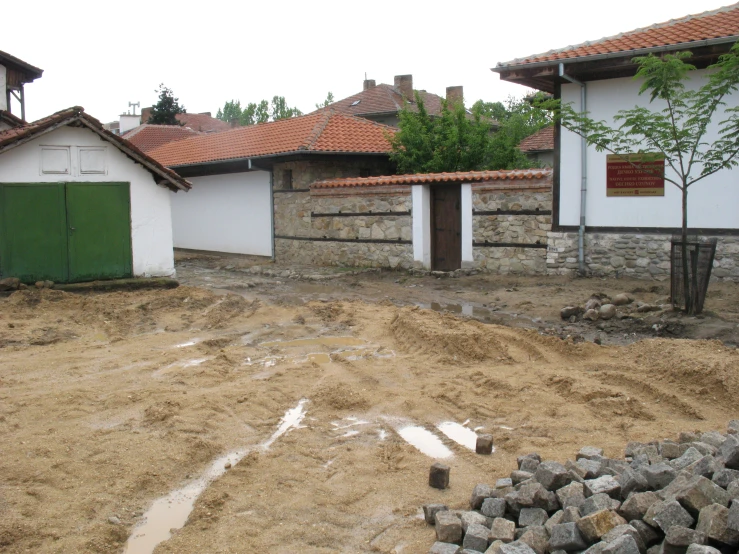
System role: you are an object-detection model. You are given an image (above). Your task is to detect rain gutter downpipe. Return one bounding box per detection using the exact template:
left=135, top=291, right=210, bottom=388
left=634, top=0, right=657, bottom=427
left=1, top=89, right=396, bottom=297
left=559, top=63, right=587, bottom=275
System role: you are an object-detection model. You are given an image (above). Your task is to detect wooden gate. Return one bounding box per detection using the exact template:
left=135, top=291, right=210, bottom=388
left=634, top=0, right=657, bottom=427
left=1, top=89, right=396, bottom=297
left=431, top=185, right=461, bottom=271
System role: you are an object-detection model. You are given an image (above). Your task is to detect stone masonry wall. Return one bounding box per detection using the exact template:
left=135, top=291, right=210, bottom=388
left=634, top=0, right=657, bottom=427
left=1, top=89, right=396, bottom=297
left=470, top=183, right=552, bottom=275
left=547, top=231, right=739, bottom=281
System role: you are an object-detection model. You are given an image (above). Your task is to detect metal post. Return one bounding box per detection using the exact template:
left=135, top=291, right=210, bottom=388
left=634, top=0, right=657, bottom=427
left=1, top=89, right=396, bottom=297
left=20, top=85, right=25, bottom=122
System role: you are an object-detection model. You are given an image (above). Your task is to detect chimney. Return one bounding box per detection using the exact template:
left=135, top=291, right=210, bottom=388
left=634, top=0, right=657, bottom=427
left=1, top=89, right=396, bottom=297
left=119, top=112, right=141, bottom=134
left=446, top=86, right=464, bottom=107
left=140, top=106, right=152, bottom=123
left=229, top=117, right=240, bottom=128
left=363, top=79, right=376, bottom=91
left=394, top=74, right=413, bottom=101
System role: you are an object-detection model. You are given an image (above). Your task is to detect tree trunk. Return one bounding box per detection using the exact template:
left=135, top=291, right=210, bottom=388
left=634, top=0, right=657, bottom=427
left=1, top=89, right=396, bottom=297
left=681, top=186, right=693, bottom=315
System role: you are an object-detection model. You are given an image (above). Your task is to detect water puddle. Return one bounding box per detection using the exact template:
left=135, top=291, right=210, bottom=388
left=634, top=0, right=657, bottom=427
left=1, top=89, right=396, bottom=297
left=260, top=336, right=366, bottom=348
left=416, top=301, right=541, bottom=327
left=174, top=338, right=201, bottom=348
left=437, top=421, right=479, bottom=451
left=396, top=425, right=453, bottom=459
left=153, top=358, right=210, bottom=377
left=124, top=399, right=308, bottom=554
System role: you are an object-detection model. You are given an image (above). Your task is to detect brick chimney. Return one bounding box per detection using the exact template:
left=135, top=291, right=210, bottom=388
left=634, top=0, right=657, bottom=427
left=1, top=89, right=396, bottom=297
left=229, top=118, right=240, bottom=128
left=140, top=106, right=152, bottom=123
left=446, top=86, right=464, bottom=107
left=394, top=74, right=413, bottom=101
left=363, top=79, right=376, bottom=91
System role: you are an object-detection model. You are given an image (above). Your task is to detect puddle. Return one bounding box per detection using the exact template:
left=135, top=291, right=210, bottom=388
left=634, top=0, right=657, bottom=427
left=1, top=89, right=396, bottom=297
left=153, top=358, right=210, bottom=377
left=124, top=399, right=308, bottom=554
left=174, top=338, right=201, bottom=348
left=416, top=301, right=541, bottom=327
left=260, top=336, right=366, bottom=348
left=396, top=425, right=453, bottom=459
left=437, top=421, right=479, bottom=451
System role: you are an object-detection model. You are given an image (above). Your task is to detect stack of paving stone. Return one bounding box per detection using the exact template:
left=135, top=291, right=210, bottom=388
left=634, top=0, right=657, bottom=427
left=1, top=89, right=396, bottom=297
left=423, top=421, right=739, bottom=554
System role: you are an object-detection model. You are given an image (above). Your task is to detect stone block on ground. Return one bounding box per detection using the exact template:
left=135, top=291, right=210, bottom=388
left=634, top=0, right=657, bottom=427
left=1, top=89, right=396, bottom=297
left=519, top=457, right=541, bottom=474
left=471, top=484, right=494, bottom=510
left=685, top=455, right=721, bottom=480
left=585, top=476, right=622, bottom=499
left=0, top=277, right=20, bottom=291
left=578, top=447, right=605, bottom=461
left=602, top=524, right=646, bottom=554
left=429, top=542, right=461, bottom=554
left=728, top=480, right=739, bottom=500
left=496, top=478, right=514, bottom=489
left=549, top=522, right=588, bottom=551
left=512, top=471, right=534, bottom=485
left=729, top=421, right=739, bottom=435
left=728, top=500, right=739, bottom=532
left=644, top=463, right=677, bottom=490
left=577, top=509, right=627, bottom=544
left=424, top=504, right=449, bottom=525
left=518, top=526, right=549, bottom=554
left=618, top=467, right=649, bottom=498
left=477, top=434, right=495, bottom=455
left=685, top=546, right=721, bottom=554
left=695, top=503, right=739, bottom=546
left=490, top=517, right=516, bottom=543
left=544, top=511, right=564, bottom=534
left=663, top=525, right=706, bottom=554
left=461, top=511, right=489, bottom=532
left=557, top=481, right=586, bottom=509
left=482, top=498, right=507, bottom=519
left=720, top=435, right=739, bottom=470
left=601, top=534, right=641, bottom=554
left=678, top=432, right=700, bottom=444
left=535, top=461, right=572, bottom=491
left=498, top=541, right=538, bottom=554
left=582, top=493, right=620, bottom=516
left=431, top=463, right=451, bottom=490
left=485, top=540, right=504, bottom=554
left=599, top=304, right=617, bottom=320
left=436, top=511, right=463, bottom=544
left=612, top=293, right=632, bottom=306
left=674, top=475, right=731, bottom=515
left=561, top=306, right=582, bottom=320
left=670, top=448, right=704, bottom=471
left=651, top=500, right=695, bottom=534
left=577, top=459, right=604, bottom=479
left=629, top=520, right=662, bottom=548
left=560, top=506, right=581, bottom=524
left=700, top=432, right=727, bottom=450
left=712, top=468, right=739, bottom=489
left=689, top=442, right=718, bottom=457
left=660, top=441, right=682, bottom=460
left=583, top=543, right=608, bottom=554
left=619, top=492, right=661, bottom=522
left=519, top=508, right=548, bottom=528
left=463, top=523, right=491, bottom=553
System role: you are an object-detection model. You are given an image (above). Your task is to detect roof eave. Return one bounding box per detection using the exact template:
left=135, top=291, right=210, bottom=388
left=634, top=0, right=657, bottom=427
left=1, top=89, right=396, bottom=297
left=166, top=149, right=392, bottom=170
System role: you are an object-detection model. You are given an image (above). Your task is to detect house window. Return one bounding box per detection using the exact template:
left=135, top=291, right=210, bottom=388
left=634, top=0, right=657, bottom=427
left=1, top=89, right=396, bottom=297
left=40, top=146, right=71, bottom=175
left=79, top=147, right=107, bottom=174
left=282, top=169, right=293, bottom=190
left=359, top=168, right=371, bottom=178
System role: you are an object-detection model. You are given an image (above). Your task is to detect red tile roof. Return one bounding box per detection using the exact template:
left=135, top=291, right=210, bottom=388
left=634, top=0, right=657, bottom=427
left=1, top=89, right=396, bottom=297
left=312, top=169, right=552, bottom=189
left=519, top=127, right=554, bottom=152
left=497, top=3, right=739, bottom=67
left=0, top=107, right=191, bottom=191
left=148, top=111, right=395, bottom=168
left=122, top=124, right=201, bottom=152
left=0, top=110, right=25, bottom=128
left=313, top=84, right=444, bottom=120
left=139, top=108, right=232, bottom=133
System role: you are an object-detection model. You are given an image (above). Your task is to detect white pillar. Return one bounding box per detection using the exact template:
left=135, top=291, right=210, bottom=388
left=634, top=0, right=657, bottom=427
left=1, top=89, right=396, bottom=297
left=461, top=183, right=474, bottom=268
left=0, top=66, right=7, bottom=112
left=412, top=184, right=431, bottom=269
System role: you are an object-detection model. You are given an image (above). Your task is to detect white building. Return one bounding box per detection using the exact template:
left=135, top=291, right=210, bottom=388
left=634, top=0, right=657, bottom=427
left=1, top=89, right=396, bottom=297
left=494, top=4, right=739, bottom=280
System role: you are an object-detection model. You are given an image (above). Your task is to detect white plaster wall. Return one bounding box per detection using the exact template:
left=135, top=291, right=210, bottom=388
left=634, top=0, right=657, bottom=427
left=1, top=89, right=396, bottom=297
left=119, top=114, right=141, bottom=134
left=0, top=65, right=6, bottom=111
left=560, top=69, right=738, bottom=229
left=0, top=126, right=176, bottom=277
left=170, top=171, right=272, bottom=256
left=461, top=183, right=473, bottom=266
left=412, top=184, right=431, bottom=268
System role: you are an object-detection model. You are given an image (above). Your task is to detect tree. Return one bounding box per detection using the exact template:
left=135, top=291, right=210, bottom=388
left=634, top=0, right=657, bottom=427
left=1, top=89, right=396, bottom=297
left=538, top=43, right=739, bottom=314
left=215, top=97, right=301, bottom=125
left=315, top=92, right=335, bottom=110
left=389, top=92, right=548, bottom=174
left=147, top=84, right=186, bottom=125
left=216, top=100, right=242, bottom=123
left=270, top=96, right=302, bottom=120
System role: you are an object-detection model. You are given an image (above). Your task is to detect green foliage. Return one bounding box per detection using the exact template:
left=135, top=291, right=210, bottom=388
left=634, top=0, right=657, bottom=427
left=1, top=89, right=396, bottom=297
left=216, top=96, right=302, bottom=125
left=147, top=84, right=186, bottom=125
left=315, top=92, right=335, bottom=110
left=536, top=42, right=739, bottom=313
left=390, top=92, right=550, bottom=174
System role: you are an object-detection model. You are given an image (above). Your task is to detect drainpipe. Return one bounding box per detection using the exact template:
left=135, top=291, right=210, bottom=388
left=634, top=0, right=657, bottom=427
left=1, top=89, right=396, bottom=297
left=269, top=167, right=276, bottom=262
left=559, top=63, right=587, bottom=275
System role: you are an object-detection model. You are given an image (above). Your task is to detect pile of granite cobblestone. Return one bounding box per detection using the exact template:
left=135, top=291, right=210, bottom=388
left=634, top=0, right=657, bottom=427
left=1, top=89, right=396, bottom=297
left=424, top=421, right=739, bottom=554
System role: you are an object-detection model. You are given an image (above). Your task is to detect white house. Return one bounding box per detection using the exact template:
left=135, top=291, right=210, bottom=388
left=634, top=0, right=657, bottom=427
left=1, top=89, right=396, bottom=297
left=0, top=106, right=191, bottom=283
left=494, top=3, right=739, bottom=280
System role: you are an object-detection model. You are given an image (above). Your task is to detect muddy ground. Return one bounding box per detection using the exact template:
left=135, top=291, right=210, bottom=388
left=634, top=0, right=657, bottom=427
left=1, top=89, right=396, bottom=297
left=1, top=256, right=738, bottom=554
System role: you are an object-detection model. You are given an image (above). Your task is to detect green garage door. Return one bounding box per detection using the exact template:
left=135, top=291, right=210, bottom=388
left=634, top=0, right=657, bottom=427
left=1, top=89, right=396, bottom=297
left=0, top=182, right=132, bottom=283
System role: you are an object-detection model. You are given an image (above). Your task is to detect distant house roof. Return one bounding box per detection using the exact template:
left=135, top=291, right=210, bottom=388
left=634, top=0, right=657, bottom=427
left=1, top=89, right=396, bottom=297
left=139, top=107, right=232, bottom=133
left=148, top=110, right=395, bottom=168
left=519, top=127, right=554, bottom=153
left=122, top=124, right=201, bottom=152
left=494, top=3, right=739, bottom=91
left=0, top=107, right=191, bottom=191
left=0, top=50, right=43, bottom=84
left=0, top=110, right=25, bottom=129
left=312, top=169, right=551, bottom=189
left=314, top=84, right=444, bottom=120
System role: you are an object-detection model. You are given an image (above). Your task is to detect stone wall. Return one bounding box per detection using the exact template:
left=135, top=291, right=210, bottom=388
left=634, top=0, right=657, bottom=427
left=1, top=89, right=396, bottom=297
left=470, top=182, right=552, bottom=275
left=547, top=231, right=739, bottom=281
left=273, top=159, right=394, bottom=191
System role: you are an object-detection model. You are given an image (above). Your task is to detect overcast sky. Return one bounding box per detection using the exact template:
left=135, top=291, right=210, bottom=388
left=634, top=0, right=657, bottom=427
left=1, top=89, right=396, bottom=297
left=5, top=0, right=732, bottom=123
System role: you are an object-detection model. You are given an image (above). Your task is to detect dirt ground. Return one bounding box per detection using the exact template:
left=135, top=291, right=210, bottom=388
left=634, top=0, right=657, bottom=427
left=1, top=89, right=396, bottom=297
left=1, top=257, right=739, bottom=554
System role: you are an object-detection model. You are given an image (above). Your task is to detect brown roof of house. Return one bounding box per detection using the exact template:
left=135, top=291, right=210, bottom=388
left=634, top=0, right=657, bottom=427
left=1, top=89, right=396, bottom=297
left=519, top=127, right=554, bottom=153
left=139, top=108, right=232, bottom=133
left=148, top=110, right=395, bottom=168
left=312, top=169, right=551, bottom=189
left=313, top=84, right=444, bottom=120
left=497, top=3, right=739, bottom=68
left=0, top=107, right=191, bottom=191
left=0, top=110, right=25, bottom=128
left=0, top=50, right=43, bottom=81
left=122, top=124, right=201, bottom=152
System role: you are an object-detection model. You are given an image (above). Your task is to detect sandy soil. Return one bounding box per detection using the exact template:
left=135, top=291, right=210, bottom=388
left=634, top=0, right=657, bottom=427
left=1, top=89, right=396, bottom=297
left=1, top=266, right=738, bottom=554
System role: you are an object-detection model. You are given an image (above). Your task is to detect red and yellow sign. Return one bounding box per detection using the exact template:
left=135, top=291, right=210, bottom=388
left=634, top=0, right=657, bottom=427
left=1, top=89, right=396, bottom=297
left=606, top=154, right=665, bottom=197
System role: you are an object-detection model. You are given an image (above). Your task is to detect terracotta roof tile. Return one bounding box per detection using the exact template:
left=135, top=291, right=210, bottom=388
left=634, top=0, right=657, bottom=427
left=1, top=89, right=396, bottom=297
left=498, top=3, right=739, bottom=67
left=122, top=124, right=201, bottom=152
left=0, top=107, right=191, bottom=191
left=148, top=111, right=395, bottom=168
left=312, top=84, right=444, bottom=120
left=177, top=112, right=232, bottom=133
left=0, top=110, right=25, bottom=128
left=312, top=169, right=552, bottom=189
left=519, top=127, right=554, bottom=152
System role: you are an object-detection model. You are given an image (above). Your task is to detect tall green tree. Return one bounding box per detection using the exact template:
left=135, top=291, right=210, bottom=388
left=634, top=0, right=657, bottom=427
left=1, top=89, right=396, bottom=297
left=216, top=97, right=301, bottom=125
left=216, top=100, right=242, bottom=123
left=315, top=92, right=335, bottom=109
left=538, top=43, right=739, bottom=314
left=270, top=96, right=302, bottom=120
left=147, top=84, right=186, bottom=125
